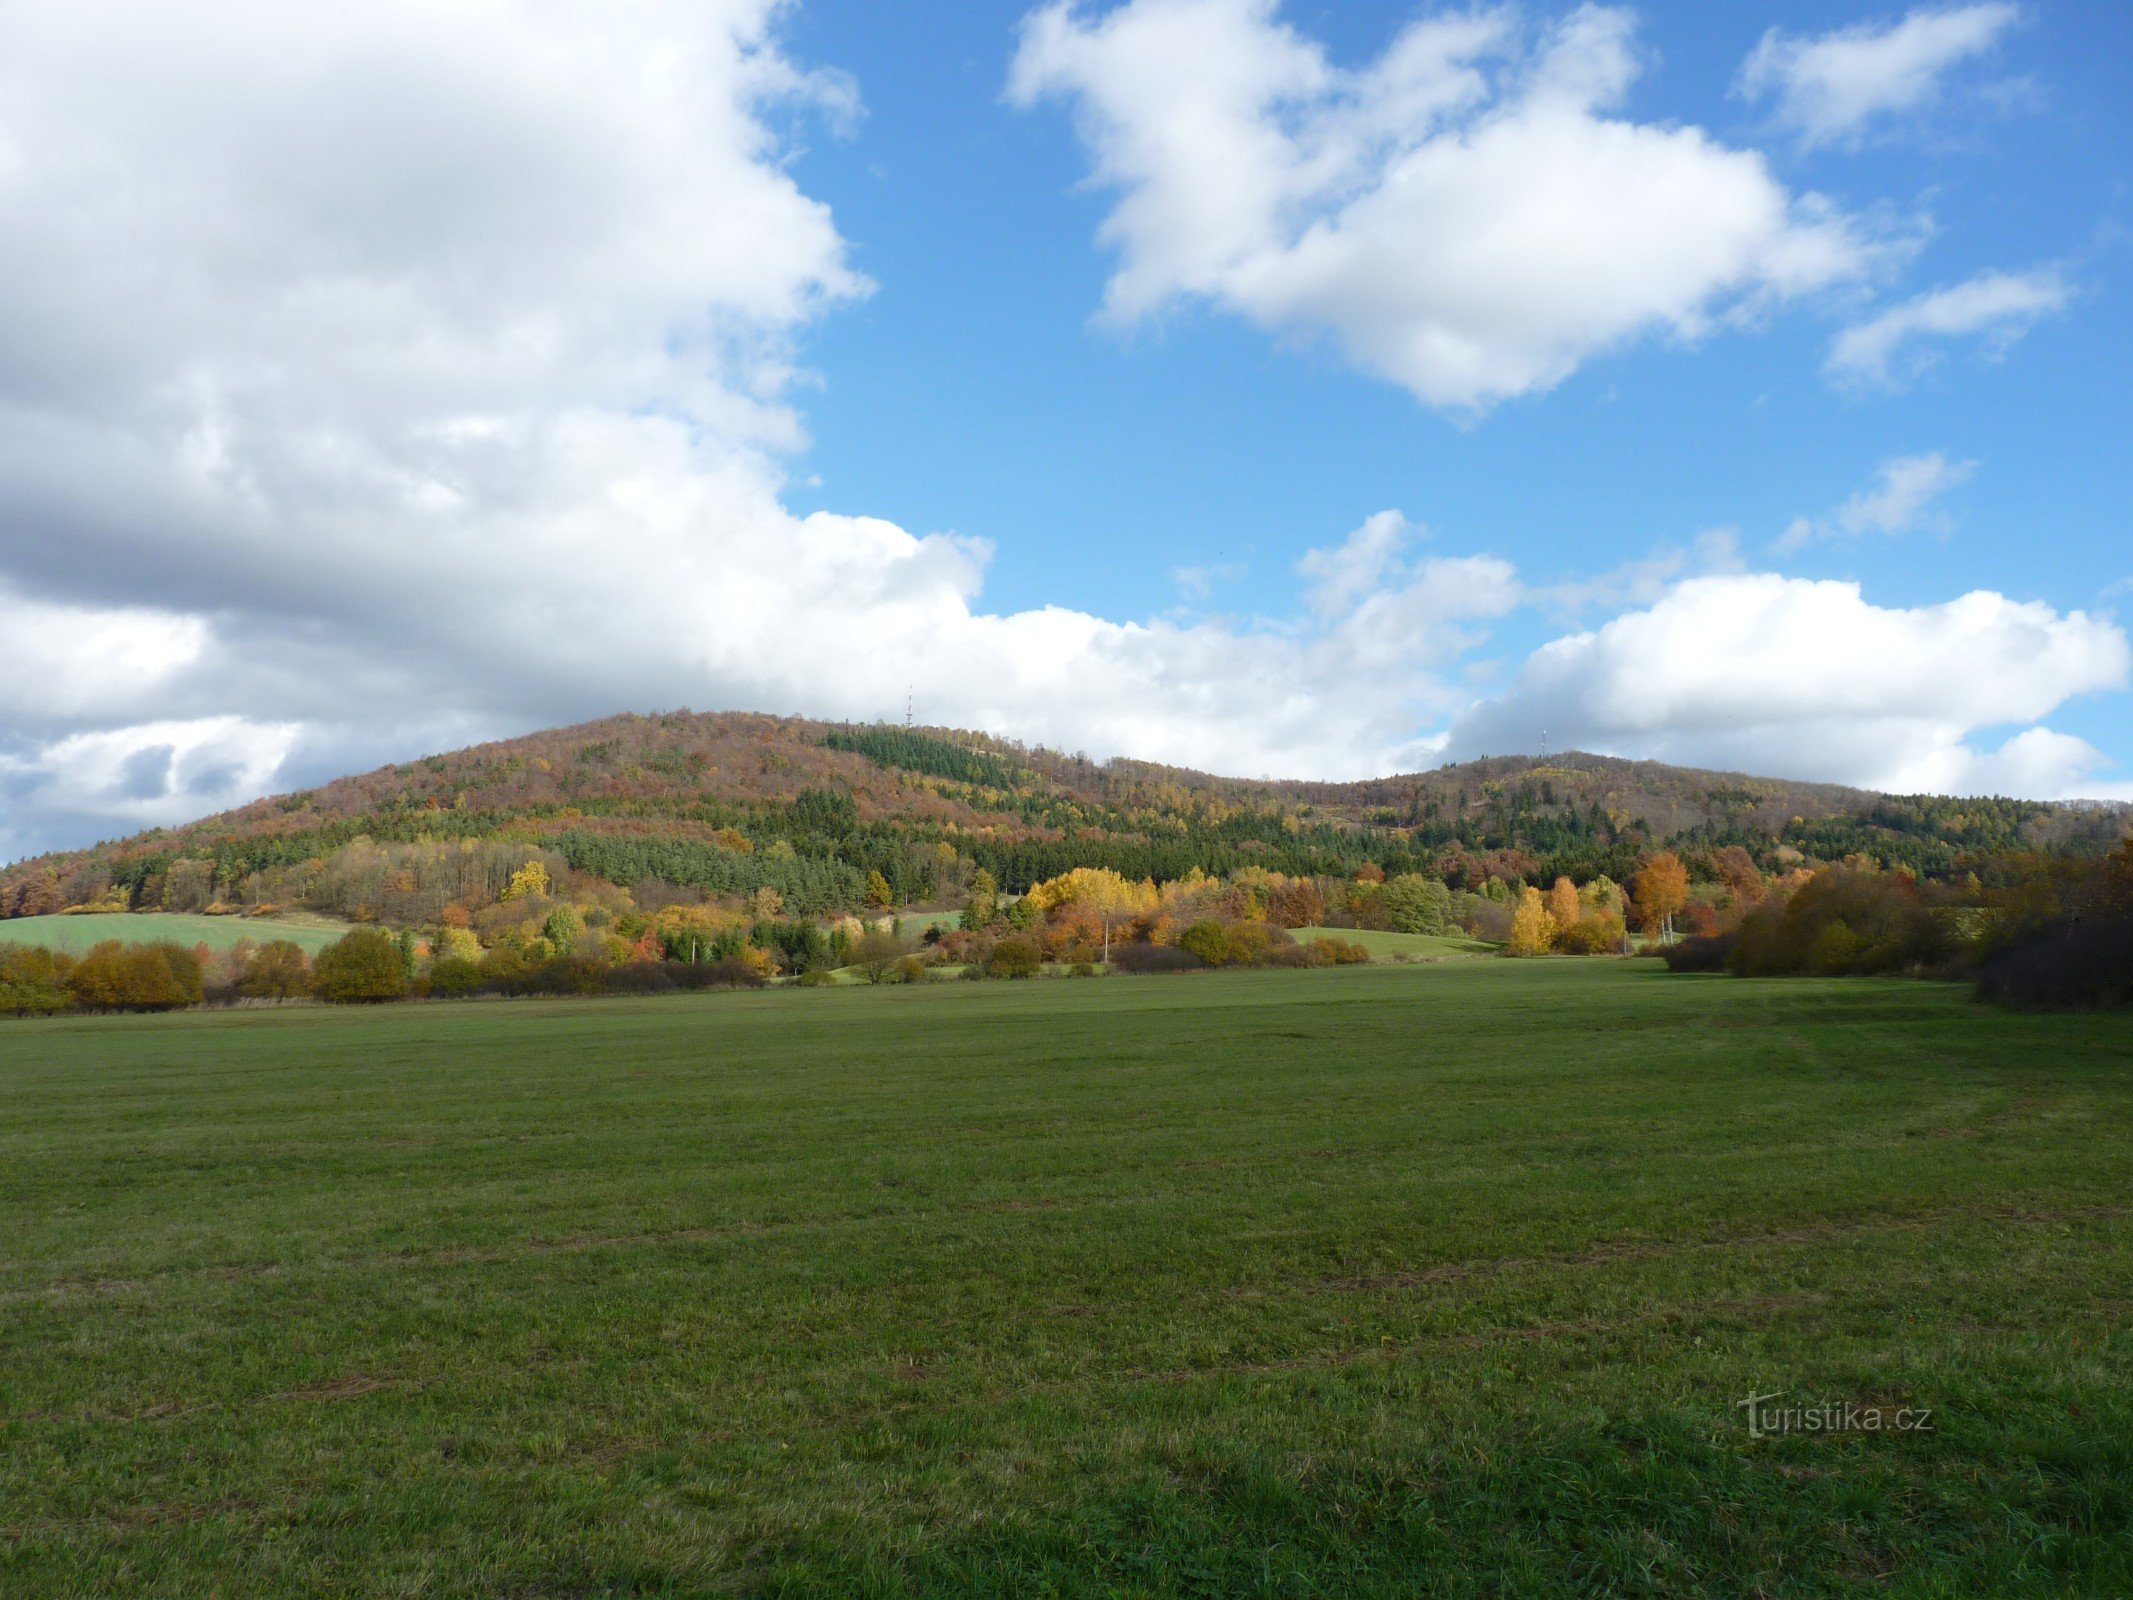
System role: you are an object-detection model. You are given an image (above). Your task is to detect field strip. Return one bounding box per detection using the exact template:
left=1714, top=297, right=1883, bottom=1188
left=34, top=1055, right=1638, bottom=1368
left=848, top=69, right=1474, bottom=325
left=13, top=1197, right=2126, bottom=1310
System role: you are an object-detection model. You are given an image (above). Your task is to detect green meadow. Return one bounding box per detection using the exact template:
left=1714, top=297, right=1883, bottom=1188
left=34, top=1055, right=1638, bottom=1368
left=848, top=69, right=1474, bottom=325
left=1, top=963, right=2129, bottom=1597
left=0, top=911, right=353, bottom=956
left=1290, top=924, right=1496, bottom=960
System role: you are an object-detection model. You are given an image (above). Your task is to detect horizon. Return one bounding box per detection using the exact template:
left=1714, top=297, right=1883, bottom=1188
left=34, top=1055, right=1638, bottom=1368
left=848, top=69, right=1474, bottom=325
left=3, top=1, right=2130, bottom=860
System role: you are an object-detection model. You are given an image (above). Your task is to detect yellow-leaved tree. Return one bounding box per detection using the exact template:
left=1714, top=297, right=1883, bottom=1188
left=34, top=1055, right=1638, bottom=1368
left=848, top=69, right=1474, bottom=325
left=1508, top=887, right=1557, bottom=957
left=1545, top=877, right=1581, bottom=941
left=501, top=860, right=551, bottom=902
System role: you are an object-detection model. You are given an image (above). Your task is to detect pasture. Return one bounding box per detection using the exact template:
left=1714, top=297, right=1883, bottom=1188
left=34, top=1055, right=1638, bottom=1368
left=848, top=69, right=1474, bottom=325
left=0, top=910, right=354, bottom=956
left=1, top=963, right=2128, bottom=1597
left=1290, top=924, right=1495, bottom=959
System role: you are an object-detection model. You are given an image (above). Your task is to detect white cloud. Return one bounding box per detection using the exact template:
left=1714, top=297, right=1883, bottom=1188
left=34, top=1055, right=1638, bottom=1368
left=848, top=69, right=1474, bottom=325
left=0, top=1, right=1536, bottom=856
left=1446, top=574, right=2130, bottom=795
left=1776, top=451, right=1977, bottom=552
left=1010, top=0, right=1876, bottom=410
left=1738, top=3, right=2023, bottom=150
left=1829, top=267, right=2070, bottom=386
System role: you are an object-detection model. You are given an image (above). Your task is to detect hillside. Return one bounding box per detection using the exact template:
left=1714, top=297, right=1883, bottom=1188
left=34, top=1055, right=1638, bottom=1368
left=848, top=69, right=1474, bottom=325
left=2, top=710, right=2124, bottom=922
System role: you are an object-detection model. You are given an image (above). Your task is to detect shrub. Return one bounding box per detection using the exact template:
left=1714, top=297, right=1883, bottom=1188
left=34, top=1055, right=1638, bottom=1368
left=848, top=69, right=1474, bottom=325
left=1177, top=920, right=1231, bottom=967
left=1661, top=933, right=1736, bottom=973
left=66, top=941, right=204, bottom=1012
left=1307, top=937, right=1371, bottom=965
left=1976, top=914, right=2133, bottom=1010
left=986, top=936, right=1042, bottom=979
left=1556, top=910, right=1629, bottom=956
left=312, top=930, right=410, bottom=1004
left=0, top=943, right=74, bottom=1016
left=427, top=956, right=485, bottom=998
left=893, top=955, right=930, bottom=983
left=1111, top=941, right=1202, bottom=974
left=237, top=940, right=312, bottom=1000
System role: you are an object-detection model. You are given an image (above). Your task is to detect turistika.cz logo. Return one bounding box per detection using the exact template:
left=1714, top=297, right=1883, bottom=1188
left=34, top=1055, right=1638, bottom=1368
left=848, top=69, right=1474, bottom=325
left=1734, top=1390, right=1934, bottom=1439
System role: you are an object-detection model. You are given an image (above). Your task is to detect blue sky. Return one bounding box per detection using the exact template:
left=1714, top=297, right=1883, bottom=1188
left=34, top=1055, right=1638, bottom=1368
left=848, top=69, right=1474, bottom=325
left=0, top=0, right=2129, bottom=857
left=786, top=0, right=2129, bottom=668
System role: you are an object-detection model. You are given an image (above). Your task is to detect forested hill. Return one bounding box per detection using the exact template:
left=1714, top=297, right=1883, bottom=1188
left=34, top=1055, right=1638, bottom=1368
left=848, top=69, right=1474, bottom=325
left=2, top=710, right=2124, bottom=919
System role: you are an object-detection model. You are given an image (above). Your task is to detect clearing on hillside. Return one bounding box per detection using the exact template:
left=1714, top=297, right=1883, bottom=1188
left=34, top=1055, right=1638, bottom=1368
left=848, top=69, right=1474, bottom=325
left=0, top=911, right=357, bottom=955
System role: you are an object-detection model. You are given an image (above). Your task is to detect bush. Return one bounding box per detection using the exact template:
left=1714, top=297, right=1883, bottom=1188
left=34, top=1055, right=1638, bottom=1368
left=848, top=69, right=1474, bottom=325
left=1729, top=871, right=1952, bottom=978
left=1976, top=914, right=2133, bottom=1010
left=66, top=941, right=204, bottom=1012
left=1111, top=941, right=1202, bottom=974
left=427, top=956, right=486, bottom=998
left=1556, top=910, right=1629, bottom=956
left=1177, top=921, right=1231, bottom=967
left=312, top=930, right=410, bottom=1003
left=237, top=940, right=312, bottom=1000
left=1661, top=933, right=1736, bottom=973
left=1306, top=937, right=1372, bottom=965
left=0, top=943, right=74, bottom=1016
left=986, top=936, right=1042, bottom=979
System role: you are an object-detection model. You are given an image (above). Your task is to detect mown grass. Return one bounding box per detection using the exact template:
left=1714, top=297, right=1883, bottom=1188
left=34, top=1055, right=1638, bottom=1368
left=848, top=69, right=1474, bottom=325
left=0, top=910, right=354, bottom=955
left=1290, top=925, right=1496, bottom=960
left=1, top=963, right=2129, bottom=1598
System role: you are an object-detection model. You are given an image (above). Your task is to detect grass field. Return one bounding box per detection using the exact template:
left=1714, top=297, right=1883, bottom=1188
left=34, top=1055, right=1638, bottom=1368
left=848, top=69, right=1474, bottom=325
left=0, top=910, right=355, bottom=955
left=2, top=964, right=2129, bottom=1597
left=1292, top=924, right=1496, bottom=959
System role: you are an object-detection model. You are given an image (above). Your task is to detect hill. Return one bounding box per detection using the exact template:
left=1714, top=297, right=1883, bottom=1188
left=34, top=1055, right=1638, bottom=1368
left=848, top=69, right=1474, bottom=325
left=2, top=710, right=2125, bottom=924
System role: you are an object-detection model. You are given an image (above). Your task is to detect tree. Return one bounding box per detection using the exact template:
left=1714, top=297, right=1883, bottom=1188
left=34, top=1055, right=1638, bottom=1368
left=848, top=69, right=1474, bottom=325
left=313, top=929, right=410, bottom=1003
left=541, top=907, right=582, bottom=952
left=1546, top=876, right=1581, bottom=939
left=1380, top=874, right=1453, bottom=935
left=1714, top=845, right=1764, bottom=907
left=1508, top=888, right=1557, bottom=957
left=847, top=929, right=907, bottom=984
left=237, top=941, right=312, bottom=1000
left=1632, top=852, right=1690, bottom=941
left=961, top=868, right=999, bottom=931
left=501, top=860, right=551, bottom=902
left=65, top=942, right=203, bottom=1011
left=1267, top=878, right=1325, bottom=929
left=864, top=870, right=894, bottom=910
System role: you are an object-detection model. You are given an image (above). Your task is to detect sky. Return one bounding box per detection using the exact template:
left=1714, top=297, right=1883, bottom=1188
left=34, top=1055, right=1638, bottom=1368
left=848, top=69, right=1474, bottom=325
left=1, top=0, right=2129, bottom=861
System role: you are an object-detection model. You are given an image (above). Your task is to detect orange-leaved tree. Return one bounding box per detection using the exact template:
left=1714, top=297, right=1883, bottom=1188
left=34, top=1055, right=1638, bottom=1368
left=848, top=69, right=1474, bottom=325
left=1632, top=852, right=1690, bottom=942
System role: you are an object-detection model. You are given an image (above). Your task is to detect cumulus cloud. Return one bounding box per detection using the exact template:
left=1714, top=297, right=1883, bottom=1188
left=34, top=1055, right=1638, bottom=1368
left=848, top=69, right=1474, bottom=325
left=0, top=0, right=1543, bottom=859
left=1446, top=574, right=2131, bottom=795
left=1829, top=267, right=2070, bottom=386
left=1009, top=0, right=1876, bottom=409
left=1776, top=452, right=1977, bottom=552
left=1737, top=3, right=2023, bottom=150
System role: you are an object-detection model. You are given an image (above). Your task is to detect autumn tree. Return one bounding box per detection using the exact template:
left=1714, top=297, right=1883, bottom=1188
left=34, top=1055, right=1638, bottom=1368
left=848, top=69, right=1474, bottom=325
left=864, top=870, right=894, bottom=910
left=312, top=929, right=410, bottom=1003
left=1267, top=878, right=1324, bottom=929
left=1713, top=845, right=1764, bottom=907
left=1545, top=876, right=1582, bottom=939
left=66, top=942, right=204, bottom=1011
left=237, top=941, right=312, bottom=1000
left=1507, top=888, right=1557, bottom=957
left=501, top=860, right=551, bottom=902
left=1632, top=852, right=1690, bottom=942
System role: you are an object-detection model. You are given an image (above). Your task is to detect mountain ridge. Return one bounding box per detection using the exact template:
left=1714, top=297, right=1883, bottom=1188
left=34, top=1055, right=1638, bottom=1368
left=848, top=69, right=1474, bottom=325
left=3, top=710, right=2124, bottom=919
